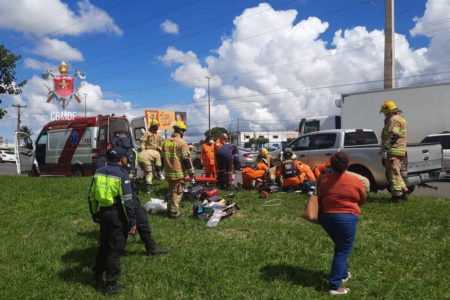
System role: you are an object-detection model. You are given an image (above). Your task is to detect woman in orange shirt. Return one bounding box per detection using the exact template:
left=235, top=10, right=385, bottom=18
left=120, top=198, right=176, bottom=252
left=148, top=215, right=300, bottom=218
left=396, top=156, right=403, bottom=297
left=317, top=151, right=365, bottom=295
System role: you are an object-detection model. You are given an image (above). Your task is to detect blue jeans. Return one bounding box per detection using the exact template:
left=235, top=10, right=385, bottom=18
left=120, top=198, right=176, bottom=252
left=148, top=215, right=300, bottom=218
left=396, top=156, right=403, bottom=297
left=320, top=213, right=359, bottom=290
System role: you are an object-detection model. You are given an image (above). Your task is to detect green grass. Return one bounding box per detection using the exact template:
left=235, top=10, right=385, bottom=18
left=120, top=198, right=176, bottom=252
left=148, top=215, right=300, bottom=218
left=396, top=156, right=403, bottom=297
left=0, top=176, right=449, bottom=299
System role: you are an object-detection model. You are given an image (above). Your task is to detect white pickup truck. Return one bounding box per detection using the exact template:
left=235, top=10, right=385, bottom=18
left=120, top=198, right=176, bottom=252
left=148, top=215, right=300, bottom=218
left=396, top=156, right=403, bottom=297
left=273, top=129, right=445, bottom=193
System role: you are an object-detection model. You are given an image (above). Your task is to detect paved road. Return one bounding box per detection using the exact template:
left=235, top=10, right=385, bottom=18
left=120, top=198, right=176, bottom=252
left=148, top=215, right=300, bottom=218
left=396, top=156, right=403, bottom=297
left=0, top=163, right=16, bottom=175
left=2, top=163, right=449, bottom=198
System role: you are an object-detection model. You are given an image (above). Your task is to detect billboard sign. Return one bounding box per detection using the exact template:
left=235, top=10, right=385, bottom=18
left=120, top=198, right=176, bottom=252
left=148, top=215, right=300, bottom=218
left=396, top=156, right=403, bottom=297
left=144, top=110, right=187, bottom=130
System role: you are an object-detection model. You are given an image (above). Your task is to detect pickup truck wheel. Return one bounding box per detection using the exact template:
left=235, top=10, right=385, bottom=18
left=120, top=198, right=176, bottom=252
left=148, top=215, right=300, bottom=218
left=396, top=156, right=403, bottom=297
left=406, top=185, right=415, bottom=194
left=349, top=166, right=377, bottom=193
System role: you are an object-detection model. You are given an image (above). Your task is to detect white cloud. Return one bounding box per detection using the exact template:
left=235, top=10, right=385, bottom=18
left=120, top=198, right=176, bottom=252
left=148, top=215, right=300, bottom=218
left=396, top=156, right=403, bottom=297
left=160, top=2, right=447, bottom=136
left=32, top=37, right=84, bottom=61
left=0, top=0, right=122, bottom=36
left=410, top=0, right=450, bottom=71
left=23, top=58, right=54, bottom=71
left=161, top=20, right=179, bottom=35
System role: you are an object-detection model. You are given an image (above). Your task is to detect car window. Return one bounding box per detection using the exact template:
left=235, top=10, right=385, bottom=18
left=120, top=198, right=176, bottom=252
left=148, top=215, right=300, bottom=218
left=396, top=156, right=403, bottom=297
left=310, top=133, right=336, bottom=150
left=291, top=136, right=311, bottom=151
left=422, top=136, right=450, bottom=149
left=344, top=131, right=378, bottom=146
left=37, top=133, right=48, bottom=145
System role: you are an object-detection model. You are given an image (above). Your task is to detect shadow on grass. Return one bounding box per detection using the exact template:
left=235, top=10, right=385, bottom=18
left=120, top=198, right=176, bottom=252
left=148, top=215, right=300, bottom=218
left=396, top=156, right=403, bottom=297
left=76, top=230, right=98, bottom=240
left=59, top=246, right=97, bottom=287
left=260, top=263, right=327, bottom=291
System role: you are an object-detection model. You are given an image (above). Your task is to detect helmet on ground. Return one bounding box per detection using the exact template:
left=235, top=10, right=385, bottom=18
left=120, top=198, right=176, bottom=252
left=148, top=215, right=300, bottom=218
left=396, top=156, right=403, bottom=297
left=174, top=120, right=187, bottom=131
left=380, top=99, right=398, bottom=115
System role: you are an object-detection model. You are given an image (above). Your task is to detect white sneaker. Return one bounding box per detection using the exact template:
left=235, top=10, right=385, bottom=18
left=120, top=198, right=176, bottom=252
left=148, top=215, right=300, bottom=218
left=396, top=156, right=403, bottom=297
left=329, top=288, right=350, bottom=295
left=342, top=272, right=352, bottom=283
left=159, top=174, right=165, bottom=180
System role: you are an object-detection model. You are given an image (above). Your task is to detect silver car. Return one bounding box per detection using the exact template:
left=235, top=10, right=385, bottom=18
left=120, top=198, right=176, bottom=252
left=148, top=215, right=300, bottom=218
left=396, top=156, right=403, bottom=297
left=237, top=147, right=257, bottom=167
left=421, top=132, right=450, bottom=179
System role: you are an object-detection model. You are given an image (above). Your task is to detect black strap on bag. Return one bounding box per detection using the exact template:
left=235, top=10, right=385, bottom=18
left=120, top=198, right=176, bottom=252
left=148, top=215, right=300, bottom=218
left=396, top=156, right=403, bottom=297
left=87, top=177, right=100, bottom=223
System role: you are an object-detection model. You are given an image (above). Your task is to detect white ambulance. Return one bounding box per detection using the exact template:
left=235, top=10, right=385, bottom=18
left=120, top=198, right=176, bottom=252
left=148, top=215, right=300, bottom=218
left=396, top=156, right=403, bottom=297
left=15, top=115, right=134, bottom=176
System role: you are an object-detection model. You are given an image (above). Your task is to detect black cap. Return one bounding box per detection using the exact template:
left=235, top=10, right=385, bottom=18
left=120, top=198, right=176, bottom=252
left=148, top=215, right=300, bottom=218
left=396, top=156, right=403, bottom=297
left=106, top=147, right=128, bottom=162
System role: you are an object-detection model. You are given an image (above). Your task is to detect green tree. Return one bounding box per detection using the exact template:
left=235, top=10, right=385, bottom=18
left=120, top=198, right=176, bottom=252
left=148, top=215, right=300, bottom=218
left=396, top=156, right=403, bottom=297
left=19, top=125, right=33, bottom=137
left=249, top=137, right=269, bottom=147
left=204, top=127, right=228, bottom=141
left=0, top=45, right=27, bottom=119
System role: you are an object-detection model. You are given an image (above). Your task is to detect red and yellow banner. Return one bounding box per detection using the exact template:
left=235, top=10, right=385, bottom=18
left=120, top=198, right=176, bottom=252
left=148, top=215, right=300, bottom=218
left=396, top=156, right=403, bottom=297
left=145, top=110, right=187, bottom=130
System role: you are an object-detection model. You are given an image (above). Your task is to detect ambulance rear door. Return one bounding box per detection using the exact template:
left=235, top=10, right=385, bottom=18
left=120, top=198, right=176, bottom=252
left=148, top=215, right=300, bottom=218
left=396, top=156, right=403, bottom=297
left=14, top=132, right=36, bottom=175
left=130, top=116, right=147, bottom=149
left=97, top=116, right=110, bottom=157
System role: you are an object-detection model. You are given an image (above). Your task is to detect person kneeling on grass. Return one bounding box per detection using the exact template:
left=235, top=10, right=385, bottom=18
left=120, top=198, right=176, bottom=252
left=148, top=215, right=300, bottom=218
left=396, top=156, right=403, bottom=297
left=316, top=151, right=366, bottom=295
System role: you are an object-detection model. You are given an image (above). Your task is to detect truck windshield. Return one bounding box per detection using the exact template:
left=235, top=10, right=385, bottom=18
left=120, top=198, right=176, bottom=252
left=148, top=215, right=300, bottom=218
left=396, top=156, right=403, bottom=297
left=303, top=120, right=320, bottom=134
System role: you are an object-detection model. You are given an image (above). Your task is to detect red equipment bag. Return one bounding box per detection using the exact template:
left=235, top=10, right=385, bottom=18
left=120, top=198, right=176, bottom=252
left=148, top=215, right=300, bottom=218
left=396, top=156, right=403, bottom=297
left=201, top=187, right=220, bottom=200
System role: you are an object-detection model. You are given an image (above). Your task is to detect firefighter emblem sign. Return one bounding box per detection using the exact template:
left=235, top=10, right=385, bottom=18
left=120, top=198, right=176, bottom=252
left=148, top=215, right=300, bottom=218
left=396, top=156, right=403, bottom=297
left=43, top=61, right=85, bottom=110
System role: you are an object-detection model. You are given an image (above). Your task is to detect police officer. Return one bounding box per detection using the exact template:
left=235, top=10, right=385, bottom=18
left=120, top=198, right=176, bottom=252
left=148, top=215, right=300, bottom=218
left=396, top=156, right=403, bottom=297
left=89, top=147, right=136, bottom=294
left=96, top=137, right=168, bottom=257
left=162, top=121, right=194, bottom=218
left=380, top=99, right=408, bottom=201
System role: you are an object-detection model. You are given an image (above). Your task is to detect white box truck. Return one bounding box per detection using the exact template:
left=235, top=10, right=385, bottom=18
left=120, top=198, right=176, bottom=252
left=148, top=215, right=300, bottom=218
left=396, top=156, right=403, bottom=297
left=299, top=82, right=450, bottom=142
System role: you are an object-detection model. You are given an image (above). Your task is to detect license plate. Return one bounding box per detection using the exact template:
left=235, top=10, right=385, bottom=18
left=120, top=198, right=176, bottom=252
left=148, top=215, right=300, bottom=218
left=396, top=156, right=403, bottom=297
left=420, top=173, right=430, bottom=181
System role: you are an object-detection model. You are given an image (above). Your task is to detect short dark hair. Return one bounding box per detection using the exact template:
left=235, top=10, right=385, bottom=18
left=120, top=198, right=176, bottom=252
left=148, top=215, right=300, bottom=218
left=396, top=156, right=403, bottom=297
left=330, top=151, right=349, bottom=174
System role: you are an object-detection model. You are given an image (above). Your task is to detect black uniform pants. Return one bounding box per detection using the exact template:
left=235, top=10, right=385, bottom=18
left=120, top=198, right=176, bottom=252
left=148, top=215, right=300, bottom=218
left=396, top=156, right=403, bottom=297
left=94, top=205, right=128, bottom=283
left=216, top=153, right=233, bottom=189
left=133, top=196, right=157, bottom=252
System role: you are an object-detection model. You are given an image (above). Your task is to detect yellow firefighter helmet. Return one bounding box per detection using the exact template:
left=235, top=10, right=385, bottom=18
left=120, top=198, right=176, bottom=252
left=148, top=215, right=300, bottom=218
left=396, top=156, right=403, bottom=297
left=148, top=119, right=159, bottom=127
left=380, top=99, right=398, bottom=115
left=174, top=120, right=187, bottom=131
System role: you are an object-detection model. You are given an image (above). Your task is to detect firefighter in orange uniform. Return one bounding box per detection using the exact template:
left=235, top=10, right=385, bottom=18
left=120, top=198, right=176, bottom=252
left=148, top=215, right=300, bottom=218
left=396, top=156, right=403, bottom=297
left=241, top=149, right=270, bottom=189
left=200, top=137, right=216, bottom=178
left=275, top=147, right=316, bottom=192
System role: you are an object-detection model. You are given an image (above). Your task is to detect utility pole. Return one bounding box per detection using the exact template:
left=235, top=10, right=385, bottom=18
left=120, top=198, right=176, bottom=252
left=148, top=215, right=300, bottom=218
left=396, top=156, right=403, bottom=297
left=206, top=76, right=211, bottom=134
left=83, top=93, right=88, bottom=117
left=384, top=0, right=395, bottom=89
left=12, top=104, right=27, bottom=132
left=237, top=117, right=240, bottom=146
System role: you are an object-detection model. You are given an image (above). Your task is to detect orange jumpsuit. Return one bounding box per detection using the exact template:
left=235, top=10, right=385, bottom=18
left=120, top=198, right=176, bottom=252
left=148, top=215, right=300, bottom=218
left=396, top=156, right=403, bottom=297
left=241, top=162, right=269, bottom=189
left=312, top=162, right=331, bottom=179
left=201, top=143, right=216, bottom=178
left=276, top=160, right=316, bottom=188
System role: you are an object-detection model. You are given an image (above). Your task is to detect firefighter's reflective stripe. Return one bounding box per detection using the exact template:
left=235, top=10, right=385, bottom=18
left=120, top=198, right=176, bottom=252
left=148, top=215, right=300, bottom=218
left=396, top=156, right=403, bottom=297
left=381, top=114, right=407, bottom=156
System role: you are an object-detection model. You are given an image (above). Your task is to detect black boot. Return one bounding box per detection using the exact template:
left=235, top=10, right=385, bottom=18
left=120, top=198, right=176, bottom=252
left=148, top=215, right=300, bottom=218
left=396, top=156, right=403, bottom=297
left=389, top=195, right=402, bottom=203
left=400, top=193, right=409, bottom=201
left=146, top=246, right=169, bottom=256
left=146, top=184, right=153, bottom=193
left=93, top=272, right=104, bottom=288
left=104, top=281, right=124, bottom=294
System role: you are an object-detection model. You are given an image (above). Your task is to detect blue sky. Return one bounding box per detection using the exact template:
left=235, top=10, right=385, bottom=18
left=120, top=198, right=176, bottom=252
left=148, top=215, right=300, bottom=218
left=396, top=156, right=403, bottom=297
left=1, top=0, right=449, bottom=143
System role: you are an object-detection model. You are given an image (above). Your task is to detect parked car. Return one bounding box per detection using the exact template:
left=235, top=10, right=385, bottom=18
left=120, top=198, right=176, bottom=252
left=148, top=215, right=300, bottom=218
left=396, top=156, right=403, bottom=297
left=271, top=129, right=445, bottom=193
left=238, top=147, right=257, bottom=167
left=421, top=132, right=450, bottom=179
left=0, top=150, right=16, bottom=163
